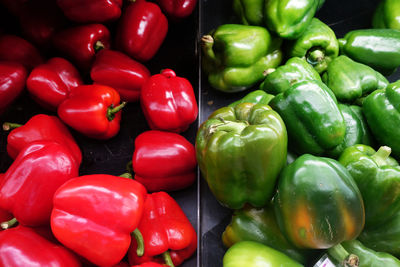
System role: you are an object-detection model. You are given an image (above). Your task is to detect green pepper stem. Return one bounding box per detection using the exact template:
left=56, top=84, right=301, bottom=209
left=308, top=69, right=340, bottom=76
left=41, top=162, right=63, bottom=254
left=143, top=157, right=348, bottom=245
left=94, top=40, right=105, bottom=52
left=206, top=120, right=249, bottom=139
left=163, top=250, right=175, bottom=267
left=338, top=38, right=347, bottom=51
left=308, top=49, right=325, bottom=63
left=201, top=35, right=220, bottom=66
left=263, top=68, right=276, bottom=76
left=107, top=102, right=127, bottom=121
left=131, top=228, right=144, bottom=257
left=126, top=161, right=133, bottom=174
left=1, top=217, right=17, bottom=229
left=119, top=173, right=133, bottom=179
left=371, top=146, right=392, bottom=167
left=327, top=244, right=359, bottom=267
left=3, top=122, right=22, bottom=131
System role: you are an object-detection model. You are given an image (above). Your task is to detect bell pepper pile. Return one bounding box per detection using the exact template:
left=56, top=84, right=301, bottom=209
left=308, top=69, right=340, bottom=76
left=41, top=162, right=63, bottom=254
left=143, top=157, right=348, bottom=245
left=0, top=0, right=198, bottom=266
left=199, top=0, right=400, bottom=266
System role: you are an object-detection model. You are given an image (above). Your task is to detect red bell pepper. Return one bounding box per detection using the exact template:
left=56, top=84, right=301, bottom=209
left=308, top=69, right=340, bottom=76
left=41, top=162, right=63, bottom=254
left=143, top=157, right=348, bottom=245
left=57, top=0, right=122, bottom=23
left=155, top=0, right=198, bottom=20
left=132, top=130, right=197, bottom=192
left=91, top=49, right=150, bottom=102
left=3, top=114, right=82, bottom=164
left=116, top=0, right=168, bottom=62
left=52, top=24, right=110, bottom=70
left=0, top=226, right=81, bottom=267
left=57, top=84, right=125, bottom=140
left=128, top=191, right=197, bottom=267
left=0, top=174, right=13, bottom=225
left=27, top=57, right=83, bottom=111
left=51, top=174, right=147, bottom=267
left=140, top=69, right=198, bottom=133
left=132, top=263, right=168, bottom=267
left=0, top=35, right=43, bottom=70
left=0, top=61, right=27, bottom=115
left=0, top=140, right=79, bottom=227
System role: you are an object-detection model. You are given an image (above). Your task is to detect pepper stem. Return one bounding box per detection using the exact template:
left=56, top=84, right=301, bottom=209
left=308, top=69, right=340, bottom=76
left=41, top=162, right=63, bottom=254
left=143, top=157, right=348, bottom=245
left=119, top=173, right=133, bottom=179
left=307, top=49, right=325, bottom=63
left=201, top=35, right=220, bottom=66
left=1, top=217, right=18, bottom=230
left=206, top=120, right=249, bottom=139
left=163, top=250, right=175, bottom=267
left=3, top=122, right=22, bottom=131
left=371, top=146, right=392, bottom=167
left=94, top=40, right=105, bottom=52
left=131, top=228, right=144, bottom=256
left=327, top=244, right=359, bottom=267
left=263, top=68, right=276, bottom=76
left=107, top=102, right=127, bottom=121
left=126, top=161, right=133, bottom=174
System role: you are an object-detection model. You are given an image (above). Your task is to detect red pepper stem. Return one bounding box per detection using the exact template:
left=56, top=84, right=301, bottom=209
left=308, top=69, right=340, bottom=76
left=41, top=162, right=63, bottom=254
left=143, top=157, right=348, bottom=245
left=131, top=228, right=144, bottom=257
left=107, top=102, right=127, bottom=121
left=3, top=122, right=22, bottom=131
left=94, top=40, right=105, bottom=52
left=163, top=250, right=175, bottom=267
left=1, top=217, right=17, bottom=230
left=126, top=161, right=133, bottom=174
left=119, top=173, right=133, bottom=179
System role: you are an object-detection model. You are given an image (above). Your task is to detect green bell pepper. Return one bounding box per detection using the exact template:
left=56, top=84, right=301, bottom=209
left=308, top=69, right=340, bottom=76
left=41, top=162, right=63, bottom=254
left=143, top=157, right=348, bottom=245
left=196, top=102, right=287, bottom=209
left=228, top=90, right=274, bottom=107
left=326, top=104, right=374, bottom=158
left=223, top=241, right=303, bottom=267
left=373, top=0, right=400, bottom=30
left=222, top=204, right=313, bottom=264
left=274, top=154, right=365, bottom=250
left=201, top=24, right=283, bottom=92
left=233, top=0, right=264, bottom=26
left=363, top=80, right=400, bottom=159
left=260, top=57, right=321, bottom=95
left=339, top=29, right=400, bottom=75
left=270, top=80, right=346, bottom=155
left=286, top=18, right=339, bottom=73
left=338, top=144, right=400, bottom=228
left=322, top=56, right=389, bottom=103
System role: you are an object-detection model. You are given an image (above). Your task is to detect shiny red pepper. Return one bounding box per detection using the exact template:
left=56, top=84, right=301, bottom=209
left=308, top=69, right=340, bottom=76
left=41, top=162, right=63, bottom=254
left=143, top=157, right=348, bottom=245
left=52, top=24, right=110, bottom=70
left=0, top=174, right=13, bottom=224
left=27, top=57, right=83, bottom=111
left=132, top=263, right=168, bottom=267
left=51, top=174, right=147, bottom=267
left=0, top=35, right=43, bottom=70
left=0, top=61, right=27, bottom=115
left=4, top=114, right=82, bottom=165
left=0, top=226, right=81, bottom=267
left=0, top=141, right=79, bottom=227
left=57, top=84, right=125, bottom=140
left=116, top=0, right=168, bottom=62
left=132, top=130, right=197, bottom=192
left=91, top=49, right=150, bottom=102
left=57, top=0, right=122, bottom=23
left=140, top=69, right=198, bottom=133
left=128, top=192, right=197, bottom=267
left=155, top=0, right=197, bottom=20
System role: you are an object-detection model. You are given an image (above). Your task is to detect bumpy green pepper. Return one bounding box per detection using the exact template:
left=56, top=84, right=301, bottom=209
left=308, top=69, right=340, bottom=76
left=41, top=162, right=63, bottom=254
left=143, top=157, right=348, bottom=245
left=339, top=29, right=400, bottom=74
left=270, top=80, right=345, bottom=155
left=201, top=24, right=282, bottom=92
left=228, top=90, right=274, bottom=107
left=322, top=56, right=389, bottom=103
left=260, top=57, right=321, bottom=95
left=286, top=18, right=339, bottom=73
left=223, top=241, right=303, bottom=267
left=363, top=80, right=400, bottom=158
left=373, top=0, right=400, bottom=30
left=233, top=0, right=264, bottom=26
left=339, top=144, right=400, bottom=228
left=196, top=102, right=287, bottom=209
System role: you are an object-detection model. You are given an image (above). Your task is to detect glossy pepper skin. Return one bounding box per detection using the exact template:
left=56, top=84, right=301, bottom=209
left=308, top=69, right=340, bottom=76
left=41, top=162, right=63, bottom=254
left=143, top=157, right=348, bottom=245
left=57, top=0, right=122, bottom=23
left=338, top=144, right=400, bottom=228
left=201, top=24, right=282, bottom=92
left=274, top=154, right=365, bottom=249
left=0, top=61, right=27, bottom=115
left=373, top=0, right=400, bottom=30
left=51, top=174, right=147, bottom=267
left=363, top=80, right=400, bottom=158
left=4, top=114, right=82, bottom=165
left=132, top=263, right=167, bottom=267
left=223, top=241, right=303, bottom=267
left=233, top=0, right=265, bottom=26
left=222, top=205, right=312, bottom=264
left=91, top=49, right=150, bottom=102
left=228, top=90, right=274, bottom=107
left=58, top=84, right=124, bottom=140
left=0, top=141, right=79, bottom=226
left=27, top=57, right=83, bottom=111
left=116, top=0, right=168, bottom=62
left=196, top=102, right=287, bottom=209
left=339, top=29, right=400, bottom=75
left=260, top=57, right=321, bottom=95
left=155, top=0, right=197, bottom=20
left=322, top=56, right=388, bottom=103
left=52, top=24, right=110, bottom=70
left=128, top=192, right=197, bottom=266
left=132, top=130, right=197, bottom=192
left=270, top=80, right=345, bottom=155
left=286, top=18, right=339, bottom=73
left=140, top=69, right=198, bottom=133
left=0, top=174, right=13, bottom=224
left=0, top=226, right=81, bottom=267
